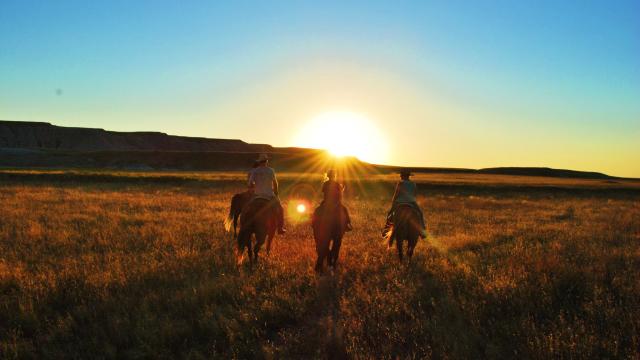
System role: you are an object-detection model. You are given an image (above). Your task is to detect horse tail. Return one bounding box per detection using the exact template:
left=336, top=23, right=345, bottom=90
left=224, top=213, right=233, bottom=233
left=383, top=225, right=394, bottom=243
left=236, top=225, right=251, bottom=264
left=225, top=194, right=239, bottom=232
left=226, top=192, right=251, bottom=233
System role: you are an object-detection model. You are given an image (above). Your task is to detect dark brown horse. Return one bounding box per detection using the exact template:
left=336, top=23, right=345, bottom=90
left=312, top=203, right=348, bottom=273
left=237, top=198, right=278, bottom=267
left=385, top=204, right=421, bottom=261
left=225, top=191, right=252, bottom=239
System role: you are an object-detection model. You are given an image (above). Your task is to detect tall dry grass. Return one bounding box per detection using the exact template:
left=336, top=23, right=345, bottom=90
left=0, top=173, right=638, bottom=358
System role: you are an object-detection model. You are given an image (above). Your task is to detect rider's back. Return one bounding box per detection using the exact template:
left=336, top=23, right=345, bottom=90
left=322, top=180, right=343, bottom=205
left=394, top=180, right=417, bottom=204
left=249, top=166, right=276, bottom=198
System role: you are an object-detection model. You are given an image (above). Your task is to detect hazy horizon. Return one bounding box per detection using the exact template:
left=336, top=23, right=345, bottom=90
left=1, top=1, right=638, bottom=176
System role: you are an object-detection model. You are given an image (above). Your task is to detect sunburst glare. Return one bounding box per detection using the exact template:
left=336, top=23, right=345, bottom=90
left=294, top=111, right=389, bottom=164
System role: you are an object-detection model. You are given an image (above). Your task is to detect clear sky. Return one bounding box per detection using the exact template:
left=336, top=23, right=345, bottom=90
left=1, top=0, right=638, bottom=176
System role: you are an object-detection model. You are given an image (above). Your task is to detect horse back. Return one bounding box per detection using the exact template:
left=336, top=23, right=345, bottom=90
left=241, top=198, right=277, bottom=231
left=312, top=204, right=346, bottom=240
left=231, top=192, right=252, bottom=216
left=394, top=205, right=421, bottom=239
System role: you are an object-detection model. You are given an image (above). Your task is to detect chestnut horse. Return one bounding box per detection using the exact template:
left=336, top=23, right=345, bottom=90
left=236, top=198, right=278, bottom=268
left=385, top=204, right=421, bottom=261
left=312, top=204, right=349, bottom=273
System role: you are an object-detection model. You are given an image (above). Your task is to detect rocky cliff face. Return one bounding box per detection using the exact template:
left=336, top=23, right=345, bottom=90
left=0, top=120, right=273, bottom=153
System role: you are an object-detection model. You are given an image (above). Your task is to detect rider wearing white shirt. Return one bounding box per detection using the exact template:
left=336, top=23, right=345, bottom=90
left=247, top=154, right=286, bottom=234
left=249, top=166, right=277, bottom=198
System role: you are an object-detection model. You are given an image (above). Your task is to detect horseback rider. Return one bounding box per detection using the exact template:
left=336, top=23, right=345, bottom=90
left=247, top=154, right=286, bottom=234
left=383, top=169, right=427, bottom=238
left=320, top=169, right=352, bottom=231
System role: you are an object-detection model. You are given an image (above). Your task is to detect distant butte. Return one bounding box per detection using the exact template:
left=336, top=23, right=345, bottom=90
left=0, top=120, right=618, bottom=179
left=0, top=120, right=272, bottom=153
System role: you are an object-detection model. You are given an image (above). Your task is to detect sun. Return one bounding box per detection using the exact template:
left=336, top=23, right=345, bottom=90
left=294, top=111, right=389, bottom=164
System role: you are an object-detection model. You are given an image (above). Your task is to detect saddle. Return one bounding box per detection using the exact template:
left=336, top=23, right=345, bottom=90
left=391, top=203, right=421, bottom=221
left=243, top=197, right=275, bottom=215
left=313, top=201, right=347, bottom=228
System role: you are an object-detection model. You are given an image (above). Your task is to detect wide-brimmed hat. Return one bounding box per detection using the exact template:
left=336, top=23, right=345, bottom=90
left=256, top=154, right=270, bottom=162
left=326, top=169, right=336, bottom=177
left=400, top=169, right=413, bottom=176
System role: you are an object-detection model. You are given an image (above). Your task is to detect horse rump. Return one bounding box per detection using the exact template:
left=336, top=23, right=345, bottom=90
left=385, top=204, right=421, bottom=245
left=236, top=197, right=278, bottom=266
left=226, top=191, right=252, bottom=234
left=312, top=203, right=348, bottom=272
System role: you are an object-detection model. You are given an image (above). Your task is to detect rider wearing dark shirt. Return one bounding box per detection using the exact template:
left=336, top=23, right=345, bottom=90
left=321, top=170, right=352, bottom=231
left=322, top=179, right=343, bottom=204
left=382, top=169, right=426, bottom=239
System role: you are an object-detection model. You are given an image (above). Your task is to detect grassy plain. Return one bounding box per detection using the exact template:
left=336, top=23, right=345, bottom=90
left=1, top=170, right=639, bottom=358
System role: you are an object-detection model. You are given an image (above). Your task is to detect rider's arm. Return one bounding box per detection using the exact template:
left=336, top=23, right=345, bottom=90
left=272, top=171, right=279, bottom=196
left=248, top=171, right=255, bottom=187
left=391, top=182, right=400, bottom=203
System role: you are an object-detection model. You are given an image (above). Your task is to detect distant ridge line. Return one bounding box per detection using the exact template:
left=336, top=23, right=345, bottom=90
left=0, top=120, right=620, bottom=179
left=0, top=120, right=272, bottom=153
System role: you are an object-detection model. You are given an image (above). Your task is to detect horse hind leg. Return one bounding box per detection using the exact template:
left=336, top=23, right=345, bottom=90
left=407, top=237, right=418, bottom=261
left=265, top=230, right=275, bottom=255
left=315, top=238, right=329, bottom=273
left=315, top=250, right=326, bottom=273
left=254, top=233, right=266, bottom=264
left=233, top=214, right=239, bottom=239
left=327, top=239, right=335, bottom=267
left=236, top=230, right=248, bottom=265
left=396, top=237, right=404, bottom=262
left=246, top=234, right=255, bottom=269
left=329, top=237, right=343, bottom=269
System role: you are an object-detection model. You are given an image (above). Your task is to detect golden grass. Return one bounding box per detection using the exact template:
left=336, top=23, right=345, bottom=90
left=0, top=172, right=639, bottom=358
left=4, top=168, right=639, bottom=188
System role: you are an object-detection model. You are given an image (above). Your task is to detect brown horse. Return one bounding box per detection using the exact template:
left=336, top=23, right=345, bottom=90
left=225, top=191, right=252, bottom=239
left=385, top=204, right=421, bottom=262
left=237, top=198, right=278, bottom=268
left=312, top=203, right=348, bottom=273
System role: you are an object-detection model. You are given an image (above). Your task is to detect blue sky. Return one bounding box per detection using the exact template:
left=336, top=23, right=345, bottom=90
left=1, top=0, right=638, bottom=176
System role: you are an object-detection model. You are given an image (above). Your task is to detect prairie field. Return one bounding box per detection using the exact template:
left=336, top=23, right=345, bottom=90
left=1, top=170, right=639, bottom=359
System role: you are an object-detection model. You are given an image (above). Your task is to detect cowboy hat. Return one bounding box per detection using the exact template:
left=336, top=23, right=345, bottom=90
left=256, top=153, right=270, bottom=162
left=400, top=169, right=413, bottom=176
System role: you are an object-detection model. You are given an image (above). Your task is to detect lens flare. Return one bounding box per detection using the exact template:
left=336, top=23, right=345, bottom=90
left=287, top=199, right=312, bottom=224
